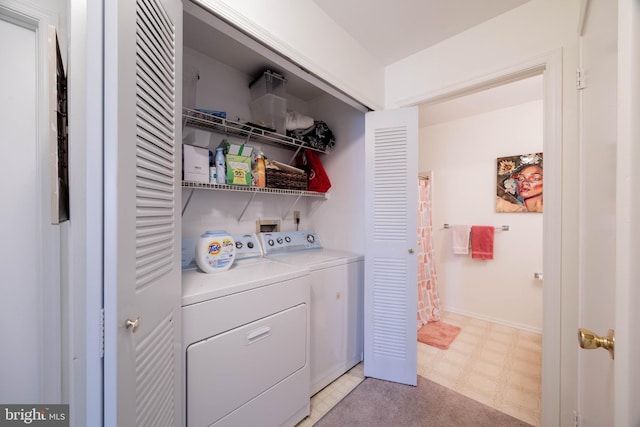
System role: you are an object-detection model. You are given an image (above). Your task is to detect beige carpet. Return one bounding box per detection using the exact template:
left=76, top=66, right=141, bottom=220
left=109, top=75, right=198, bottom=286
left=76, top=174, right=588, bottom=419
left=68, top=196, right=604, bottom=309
left=314, top=375, right=532, bottom=427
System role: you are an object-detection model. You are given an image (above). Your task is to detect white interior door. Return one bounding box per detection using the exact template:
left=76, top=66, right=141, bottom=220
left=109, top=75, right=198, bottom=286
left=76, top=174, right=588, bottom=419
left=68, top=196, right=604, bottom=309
left=364, top=107, right=418, bottom=386
left=577, top=1, right=620, bottom=425
left=103, top=0, right=182, bottom=425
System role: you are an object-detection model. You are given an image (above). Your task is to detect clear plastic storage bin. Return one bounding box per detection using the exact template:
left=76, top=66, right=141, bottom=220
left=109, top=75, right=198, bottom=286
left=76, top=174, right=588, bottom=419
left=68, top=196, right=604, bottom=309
left=250, top=94, right=287, bottom=135
left=249, top=70, right=287, bottom=100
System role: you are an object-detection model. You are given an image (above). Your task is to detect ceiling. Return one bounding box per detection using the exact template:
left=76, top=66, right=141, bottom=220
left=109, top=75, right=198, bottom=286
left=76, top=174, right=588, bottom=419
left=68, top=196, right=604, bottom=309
left=419, top=74, right=543, bottom=127
left=313, top=0, right=532, bottom=65
left=311, top=0, right=540, bottom=125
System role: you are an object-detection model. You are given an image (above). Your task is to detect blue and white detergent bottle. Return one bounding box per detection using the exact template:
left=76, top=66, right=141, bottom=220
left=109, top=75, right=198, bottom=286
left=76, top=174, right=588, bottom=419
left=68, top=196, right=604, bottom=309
left=195, top=231, right=236, bottom=273
left=215, top=147, right=226, bottom=184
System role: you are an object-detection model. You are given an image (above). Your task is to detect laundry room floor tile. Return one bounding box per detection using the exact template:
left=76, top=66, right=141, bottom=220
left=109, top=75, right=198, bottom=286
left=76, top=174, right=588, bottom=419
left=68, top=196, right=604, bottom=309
left=418, top=312, right=542, bottom=427
left=295, top=363, right=364, bottom=427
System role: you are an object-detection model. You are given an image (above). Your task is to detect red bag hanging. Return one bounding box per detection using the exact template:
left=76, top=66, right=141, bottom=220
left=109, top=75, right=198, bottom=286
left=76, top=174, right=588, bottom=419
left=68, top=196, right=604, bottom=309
left=296, top=149, right=331, bottom=193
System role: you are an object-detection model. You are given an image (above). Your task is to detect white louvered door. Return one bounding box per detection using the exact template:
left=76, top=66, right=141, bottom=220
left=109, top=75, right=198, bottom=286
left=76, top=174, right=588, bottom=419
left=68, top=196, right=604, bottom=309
left=364, top=107, right=418, bottom=386
left=103, top=0, right=182, bottom=426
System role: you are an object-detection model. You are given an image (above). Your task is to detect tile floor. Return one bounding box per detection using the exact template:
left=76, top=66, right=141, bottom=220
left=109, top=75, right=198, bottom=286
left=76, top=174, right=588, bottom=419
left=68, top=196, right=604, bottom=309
left=296, top=312, right=541, bottom=427
left=418, top=312, right=542, bottom=426
left=295, top=362, right=365, bottom=427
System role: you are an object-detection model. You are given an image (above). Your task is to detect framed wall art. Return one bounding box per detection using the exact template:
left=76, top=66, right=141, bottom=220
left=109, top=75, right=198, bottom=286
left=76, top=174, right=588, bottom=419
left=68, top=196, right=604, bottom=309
left=496, top=152, right=543, bottom=213
left=48, top=26, right=69, bottom=224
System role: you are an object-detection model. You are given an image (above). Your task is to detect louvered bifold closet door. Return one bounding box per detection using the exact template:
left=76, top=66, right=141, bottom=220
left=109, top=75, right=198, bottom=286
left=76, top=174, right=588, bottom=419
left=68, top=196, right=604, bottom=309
left=134, top=1, right=177, bottom=425
left=103, top=0, right=182, bottom=425
left=135, top=0, right=175, bottom=290
left=364, top=108, right=418, bottom=386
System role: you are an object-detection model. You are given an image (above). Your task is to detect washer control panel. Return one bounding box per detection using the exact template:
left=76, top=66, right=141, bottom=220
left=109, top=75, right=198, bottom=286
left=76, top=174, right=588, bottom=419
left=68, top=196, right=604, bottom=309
left=259, top=231, right=322, bottom=255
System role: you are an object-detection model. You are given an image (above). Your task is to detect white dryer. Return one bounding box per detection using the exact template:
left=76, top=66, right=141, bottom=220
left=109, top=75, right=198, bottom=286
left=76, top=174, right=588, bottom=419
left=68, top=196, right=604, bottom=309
left=182, top=233, right=310, bottom=427
left=258, top=231, right=364, bottom=396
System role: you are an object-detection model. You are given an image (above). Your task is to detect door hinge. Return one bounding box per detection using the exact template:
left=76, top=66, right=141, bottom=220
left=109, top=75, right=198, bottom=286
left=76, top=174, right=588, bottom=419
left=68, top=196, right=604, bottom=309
left=576, top=67, right=586, bottom=90
left=99, top=308, right=105, bottom=359
left=574, top=410, right=581, bottom=427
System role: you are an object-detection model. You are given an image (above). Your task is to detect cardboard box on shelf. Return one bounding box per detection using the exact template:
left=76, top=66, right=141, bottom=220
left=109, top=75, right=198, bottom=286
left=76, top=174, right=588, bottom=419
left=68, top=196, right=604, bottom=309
left=195, top=108, right=227, bottom=119
left=183, top=144, right=209, bottom=183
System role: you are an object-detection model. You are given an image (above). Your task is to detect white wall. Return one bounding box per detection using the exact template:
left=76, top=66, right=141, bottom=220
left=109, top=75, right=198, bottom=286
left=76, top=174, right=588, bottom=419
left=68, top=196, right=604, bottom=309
left=0, top=13, right=41, bottom=403
left=305, top=94, right=366, bottom=253
left=0, top=0, right=68, bottom=405
left=421, top=100, right=543, bottom=331
left=181, top=46, right=366, bottom=254
left=385, top=0, right=579, bottom=107
left=193, top=0, right=385, bottom=110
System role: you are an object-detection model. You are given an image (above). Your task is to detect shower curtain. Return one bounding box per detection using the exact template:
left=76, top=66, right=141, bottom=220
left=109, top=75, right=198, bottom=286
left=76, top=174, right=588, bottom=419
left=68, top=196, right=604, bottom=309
left=417, top=176, right=441, bottom=327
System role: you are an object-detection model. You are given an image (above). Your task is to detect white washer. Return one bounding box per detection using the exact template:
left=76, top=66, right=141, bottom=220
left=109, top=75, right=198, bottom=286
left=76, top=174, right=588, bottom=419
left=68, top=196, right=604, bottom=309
left=258, top=231, right=364, bottom=396
left=182, top=233, right=310, bottom=427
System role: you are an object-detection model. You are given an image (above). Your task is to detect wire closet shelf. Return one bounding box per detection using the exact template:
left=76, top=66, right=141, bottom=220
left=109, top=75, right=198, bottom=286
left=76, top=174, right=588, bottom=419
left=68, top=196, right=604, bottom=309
left=181, top=180, right=327, bottom=198
left=182, top=107, right=328, bottom=155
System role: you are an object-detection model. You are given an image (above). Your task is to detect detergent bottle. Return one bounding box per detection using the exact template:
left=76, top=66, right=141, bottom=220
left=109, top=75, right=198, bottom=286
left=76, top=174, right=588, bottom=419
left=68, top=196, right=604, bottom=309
left=255, top=153, right=266, bottom=187
left=195, top=231, right=235, bottom=273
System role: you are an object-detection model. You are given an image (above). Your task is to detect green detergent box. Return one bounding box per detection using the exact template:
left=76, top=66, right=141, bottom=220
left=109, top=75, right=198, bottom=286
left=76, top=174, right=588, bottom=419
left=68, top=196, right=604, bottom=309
left=226, top=154, right=252, bottom=185
left=220, top=140, right=253, bottom=157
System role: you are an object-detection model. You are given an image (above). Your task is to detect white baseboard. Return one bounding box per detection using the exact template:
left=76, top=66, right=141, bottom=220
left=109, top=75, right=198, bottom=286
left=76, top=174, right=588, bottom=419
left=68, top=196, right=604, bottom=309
left=442, top=305, right=542, bottom=335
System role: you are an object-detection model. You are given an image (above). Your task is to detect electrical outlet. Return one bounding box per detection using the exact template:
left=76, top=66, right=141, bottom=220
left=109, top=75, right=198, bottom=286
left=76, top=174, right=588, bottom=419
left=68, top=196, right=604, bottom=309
left=294, top=211, right=300, bottom=223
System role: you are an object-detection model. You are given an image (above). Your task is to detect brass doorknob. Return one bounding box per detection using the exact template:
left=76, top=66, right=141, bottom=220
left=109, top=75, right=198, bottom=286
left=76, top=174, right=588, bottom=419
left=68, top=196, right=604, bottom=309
left=126, top=317, right=140, bottom=333
left=578, top=328, right=614, bottom=359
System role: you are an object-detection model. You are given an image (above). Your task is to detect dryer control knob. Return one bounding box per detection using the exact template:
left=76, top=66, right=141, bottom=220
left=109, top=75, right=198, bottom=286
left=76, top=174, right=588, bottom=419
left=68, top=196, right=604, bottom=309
left=307, top=234, right=315, bottom=244
left=268, top=239, right=274, bottom=246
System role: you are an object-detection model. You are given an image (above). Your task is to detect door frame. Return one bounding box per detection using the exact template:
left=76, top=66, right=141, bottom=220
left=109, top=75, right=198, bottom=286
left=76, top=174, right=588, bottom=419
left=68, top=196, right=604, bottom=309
left=398, top=49, right=563, bottom=426
left=615, top=1, right=639, bottom=424
left=66, top=0, right=105, bottom=425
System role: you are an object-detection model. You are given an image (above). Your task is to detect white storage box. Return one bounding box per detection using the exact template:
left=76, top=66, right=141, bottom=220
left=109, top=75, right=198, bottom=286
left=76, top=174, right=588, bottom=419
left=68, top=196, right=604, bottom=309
left=250, top=94, right=287, bottom=135
left=183, top=144, right=209, bottom=183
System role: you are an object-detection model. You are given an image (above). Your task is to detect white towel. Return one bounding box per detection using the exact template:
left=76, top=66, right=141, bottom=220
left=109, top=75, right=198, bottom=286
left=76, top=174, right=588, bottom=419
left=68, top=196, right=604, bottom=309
left=286, top=111, right=314, bottom=131
left=451, top=225, right=470, bottom=255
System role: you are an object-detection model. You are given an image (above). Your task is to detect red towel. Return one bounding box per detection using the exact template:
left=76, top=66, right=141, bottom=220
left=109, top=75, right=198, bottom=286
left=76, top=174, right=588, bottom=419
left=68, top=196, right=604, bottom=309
left=471, top=226, right=494, bottom=260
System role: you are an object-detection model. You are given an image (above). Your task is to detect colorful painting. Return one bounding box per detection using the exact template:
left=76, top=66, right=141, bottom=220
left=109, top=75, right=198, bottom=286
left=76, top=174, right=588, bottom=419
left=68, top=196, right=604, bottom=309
left=496, top=152, right=543, bottom=213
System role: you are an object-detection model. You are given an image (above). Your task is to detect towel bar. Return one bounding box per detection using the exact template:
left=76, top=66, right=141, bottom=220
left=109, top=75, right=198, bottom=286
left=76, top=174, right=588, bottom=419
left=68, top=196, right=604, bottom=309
left=443, top=224, right=509, bottom=231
